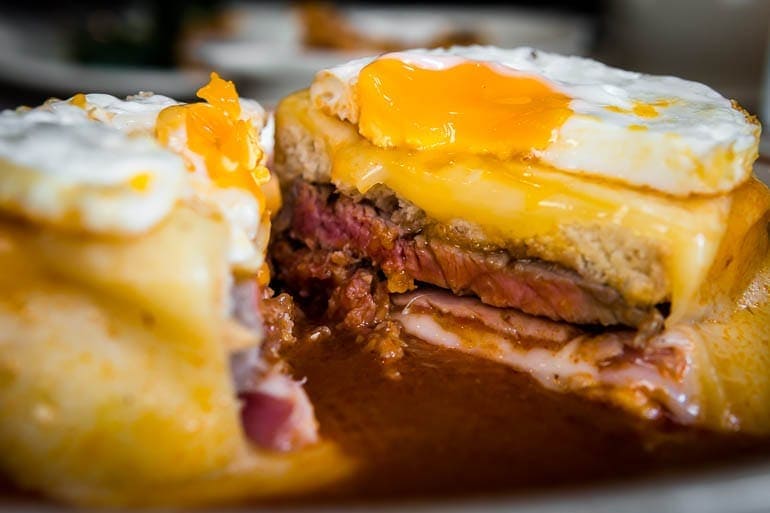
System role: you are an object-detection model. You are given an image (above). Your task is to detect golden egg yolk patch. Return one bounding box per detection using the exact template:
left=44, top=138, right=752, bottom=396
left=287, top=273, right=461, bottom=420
left=70, top=93, right=87, bottom=109
left=127, top=172, right=153, bottom=192
left=156, top=72, right=269, bottom=199
left=604, top=99, right=672, bottom=119
left=356, top=59, right=572, bottom=158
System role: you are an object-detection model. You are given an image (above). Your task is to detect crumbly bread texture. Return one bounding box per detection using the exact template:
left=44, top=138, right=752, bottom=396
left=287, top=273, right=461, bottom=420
left=274, top=119, right=668, bottom=307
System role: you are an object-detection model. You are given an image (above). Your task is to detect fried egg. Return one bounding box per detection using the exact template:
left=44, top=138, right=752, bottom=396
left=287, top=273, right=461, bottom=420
left=0, top=73, right=272, bottom=274
left=310, top=46, right=761, bottom=196
left=0, top=100, right=186, bottom=235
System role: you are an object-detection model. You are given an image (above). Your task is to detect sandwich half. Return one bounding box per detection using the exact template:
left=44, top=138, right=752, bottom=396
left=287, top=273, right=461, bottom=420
left=273, top=46, right=770, bottom=433
left=0, top=74, right=349, bottom=506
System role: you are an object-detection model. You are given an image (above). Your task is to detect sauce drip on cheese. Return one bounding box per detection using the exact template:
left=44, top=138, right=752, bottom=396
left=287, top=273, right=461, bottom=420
left=356, top=59, right=572, bottom=158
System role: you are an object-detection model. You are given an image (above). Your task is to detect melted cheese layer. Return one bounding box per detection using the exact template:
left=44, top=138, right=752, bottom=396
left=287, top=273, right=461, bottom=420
left=278, top=91, right=745, bottom=318
left=311, top=46, right=760, bottom=196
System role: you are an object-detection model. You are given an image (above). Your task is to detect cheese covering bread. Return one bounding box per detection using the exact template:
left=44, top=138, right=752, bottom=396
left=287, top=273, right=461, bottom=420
left=272, top=46, right=770, bottom=433
left=310, top=46, right=760, bottom=196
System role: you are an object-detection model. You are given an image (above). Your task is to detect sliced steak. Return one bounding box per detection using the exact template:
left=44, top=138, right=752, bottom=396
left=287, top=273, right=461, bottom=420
left=287, top=180, right=658, bottom=327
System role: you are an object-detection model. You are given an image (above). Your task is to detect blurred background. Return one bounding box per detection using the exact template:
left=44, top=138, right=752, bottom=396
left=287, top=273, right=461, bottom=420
left=0, top=0, right=768, bottom=124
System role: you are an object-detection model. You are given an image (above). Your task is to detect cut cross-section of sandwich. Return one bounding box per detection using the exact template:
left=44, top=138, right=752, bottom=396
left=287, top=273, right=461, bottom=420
left=0, top=73, right=350, bottom=507
left=272, top=46, right=770, bottom=433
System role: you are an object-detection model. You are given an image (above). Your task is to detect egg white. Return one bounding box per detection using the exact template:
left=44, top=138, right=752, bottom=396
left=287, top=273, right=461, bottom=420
left=0, top=91, right=271, bottom=272
left=0, top=101, right=186, bottom=235
left=310, top=46, right=761, bottom=196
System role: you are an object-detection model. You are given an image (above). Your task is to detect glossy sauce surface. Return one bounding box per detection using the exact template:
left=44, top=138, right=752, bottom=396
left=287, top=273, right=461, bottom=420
left=283, top=332, right=770, bottom=503
left=2, top=330, right=770, bottom=507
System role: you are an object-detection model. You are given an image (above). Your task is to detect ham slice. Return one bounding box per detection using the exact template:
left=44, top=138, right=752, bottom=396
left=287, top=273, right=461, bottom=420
left=229, top=280, right=319, bottom=452
left=231, top=347, right=319, bottom=452
left=392, top=290, right=699, bottom=425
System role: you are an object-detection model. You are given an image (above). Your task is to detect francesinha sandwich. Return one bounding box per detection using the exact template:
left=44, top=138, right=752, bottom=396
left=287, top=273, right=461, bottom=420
left=0, top=74, right=348, bottom=506
left=273, top=46, right=770, bottom=433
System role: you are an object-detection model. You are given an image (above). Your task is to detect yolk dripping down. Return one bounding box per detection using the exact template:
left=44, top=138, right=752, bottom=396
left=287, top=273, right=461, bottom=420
left=356, top=59, right=572, bottom=158
left=156, top=72, right=270, bottom=199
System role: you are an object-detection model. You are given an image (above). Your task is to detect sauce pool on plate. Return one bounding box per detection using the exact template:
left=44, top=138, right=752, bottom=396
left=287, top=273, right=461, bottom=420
left=282, top=330, right=770, bottom=503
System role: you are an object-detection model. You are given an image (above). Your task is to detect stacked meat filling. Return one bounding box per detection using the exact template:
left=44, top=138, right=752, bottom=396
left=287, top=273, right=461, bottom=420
left=278, top=180, right=665, bottom=328
left=272, top=179, right=691, bottom=421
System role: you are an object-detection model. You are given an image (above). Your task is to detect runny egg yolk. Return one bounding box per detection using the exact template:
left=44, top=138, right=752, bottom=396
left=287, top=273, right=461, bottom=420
left=156, top=72, right=269, bottom=198
left=356, top=59, right=572, bottom=158
left=70, top=93, right=87, bottom=109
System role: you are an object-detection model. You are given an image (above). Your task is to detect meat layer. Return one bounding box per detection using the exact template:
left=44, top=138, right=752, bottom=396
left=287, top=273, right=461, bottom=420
left=285, top=180, right=661, bottom=328
left=229, top=279, right=319, bottom=451
left=271, top=240, right=692, bottom=424
left=391, top=289, right=694, bottom=423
